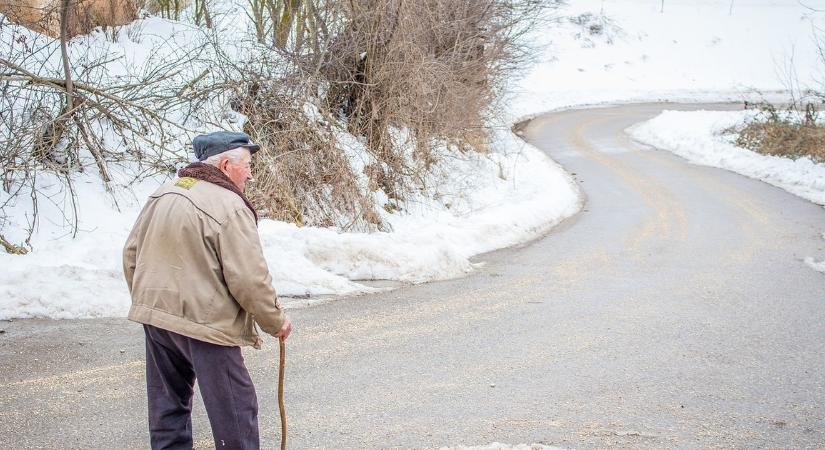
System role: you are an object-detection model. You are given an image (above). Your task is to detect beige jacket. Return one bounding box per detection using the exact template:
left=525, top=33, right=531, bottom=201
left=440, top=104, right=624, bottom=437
left=123, top=176, right=284, bottom=349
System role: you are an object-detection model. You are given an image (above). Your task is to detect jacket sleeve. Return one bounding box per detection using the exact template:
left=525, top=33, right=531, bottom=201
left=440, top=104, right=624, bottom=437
left=217, top=207, right=285, bottom=335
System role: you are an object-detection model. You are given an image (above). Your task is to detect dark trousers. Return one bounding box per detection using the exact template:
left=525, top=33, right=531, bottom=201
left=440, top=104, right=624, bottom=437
left=143, top=324, right=259, bottom=450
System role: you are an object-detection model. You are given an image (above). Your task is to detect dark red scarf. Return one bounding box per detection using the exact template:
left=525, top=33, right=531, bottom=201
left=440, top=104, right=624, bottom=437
left=178, top=162, right=258, bottom=223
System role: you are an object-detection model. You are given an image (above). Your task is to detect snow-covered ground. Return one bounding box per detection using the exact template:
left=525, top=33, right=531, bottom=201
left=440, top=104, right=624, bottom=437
left=0, top=6, right=582, bottom=319
left=509, top=0, right=821, bottom=118
left=1, top=0, right=822, bottom=319
left=628, top=110, right=825, bottom=206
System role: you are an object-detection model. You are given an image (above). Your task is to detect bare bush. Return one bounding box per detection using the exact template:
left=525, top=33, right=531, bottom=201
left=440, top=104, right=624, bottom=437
left=729, top=24, right=825, bottom=164
left=0, top=10, right=205, bottom=245
left=194, top=33, right=382, bottom=231
left=733, top=102, right=824, bottom=162
left=223, top=0, right=556, bottom=231
left=321, top=0, right=555, bottom=200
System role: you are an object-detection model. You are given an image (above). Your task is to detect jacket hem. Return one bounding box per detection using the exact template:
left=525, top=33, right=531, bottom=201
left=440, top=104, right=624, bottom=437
left=128, top=304, right=262, bottom=349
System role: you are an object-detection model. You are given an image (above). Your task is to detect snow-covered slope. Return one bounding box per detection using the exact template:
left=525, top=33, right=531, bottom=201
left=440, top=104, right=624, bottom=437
left=509, top=0, right=821, bottom=118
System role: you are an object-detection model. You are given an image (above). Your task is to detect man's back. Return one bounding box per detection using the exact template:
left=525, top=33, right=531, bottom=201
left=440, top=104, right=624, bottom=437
left=124, top=176, right=283, bottom=348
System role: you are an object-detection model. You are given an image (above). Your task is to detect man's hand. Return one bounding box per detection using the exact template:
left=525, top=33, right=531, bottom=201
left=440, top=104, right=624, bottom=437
left=273, top=316, right=292, bottom=340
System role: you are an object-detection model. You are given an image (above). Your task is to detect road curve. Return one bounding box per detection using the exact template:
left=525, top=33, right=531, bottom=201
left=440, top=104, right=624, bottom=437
left=1, top=103, right=824, bottom=449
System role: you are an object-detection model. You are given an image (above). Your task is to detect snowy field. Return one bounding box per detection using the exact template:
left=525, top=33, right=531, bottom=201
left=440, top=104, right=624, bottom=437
left=1, top=0, right=823, bottom=319
left=509, top=0, right=821, bottom=117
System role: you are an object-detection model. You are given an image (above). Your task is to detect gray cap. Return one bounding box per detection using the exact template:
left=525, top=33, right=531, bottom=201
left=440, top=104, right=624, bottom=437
left=192, top=131, right=260, bottom=161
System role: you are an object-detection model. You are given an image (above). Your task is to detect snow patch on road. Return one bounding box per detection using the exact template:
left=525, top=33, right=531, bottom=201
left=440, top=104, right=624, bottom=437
left=804, top=257, right=825, bottom=274
left=805, top=232, right=825, bottom=275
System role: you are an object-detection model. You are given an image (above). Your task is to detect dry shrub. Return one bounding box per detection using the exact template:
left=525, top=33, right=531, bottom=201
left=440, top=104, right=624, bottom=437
left=733, top=102, right=825, bottom=163
left=0, top=0, right=136, bottom=38
left=230, top=79, right=382, bottom=231
left=322, top=0, right=551, bottom=200
left=223, top=0, right=552, bottom=231
left=1, top=10, right=201, bottom=244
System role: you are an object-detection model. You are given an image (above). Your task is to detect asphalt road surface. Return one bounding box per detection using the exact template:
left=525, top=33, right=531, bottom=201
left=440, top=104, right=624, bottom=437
left=2, top=103, right=824, bottom=449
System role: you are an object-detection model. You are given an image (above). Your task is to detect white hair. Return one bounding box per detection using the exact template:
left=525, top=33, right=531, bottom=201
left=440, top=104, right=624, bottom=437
left=203, top=147, right=250, bottom=167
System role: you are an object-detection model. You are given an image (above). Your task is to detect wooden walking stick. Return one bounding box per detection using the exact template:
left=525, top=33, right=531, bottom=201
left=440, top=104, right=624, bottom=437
left=278, top=336, right=287, bottom=450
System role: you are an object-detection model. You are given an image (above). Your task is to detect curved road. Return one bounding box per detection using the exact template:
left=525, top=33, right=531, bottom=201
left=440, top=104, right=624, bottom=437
left=2, top=103, right=825, bottom=449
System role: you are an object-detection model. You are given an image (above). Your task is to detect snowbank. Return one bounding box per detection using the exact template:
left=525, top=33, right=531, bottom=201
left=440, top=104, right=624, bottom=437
left=0, top=119, right=579, bottom=320
left=628, top=110, right=825, bottom=205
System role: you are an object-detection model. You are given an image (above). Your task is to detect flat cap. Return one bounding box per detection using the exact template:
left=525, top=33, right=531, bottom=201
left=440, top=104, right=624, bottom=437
left=192, top=131, right=260, bottom=161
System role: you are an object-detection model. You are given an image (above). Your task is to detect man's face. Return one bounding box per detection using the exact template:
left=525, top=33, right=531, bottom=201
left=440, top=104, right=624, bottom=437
left=220, top=149, right=253, bottom=191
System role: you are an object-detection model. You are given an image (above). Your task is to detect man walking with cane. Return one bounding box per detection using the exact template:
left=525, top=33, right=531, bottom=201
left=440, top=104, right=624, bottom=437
left=123, top=131, right=292, bottom=450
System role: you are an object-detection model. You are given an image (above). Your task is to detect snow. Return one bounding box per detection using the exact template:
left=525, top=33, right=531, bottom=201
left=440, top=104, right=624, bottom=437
left=804, top=256, right=825, bottom=274
left=0, top=125, right=580, bottom=319
left=509, top=0, right=822, bottom=119
left=628, top=110, right=825, bottom=205
left=2, top=0, right=822, bottom=319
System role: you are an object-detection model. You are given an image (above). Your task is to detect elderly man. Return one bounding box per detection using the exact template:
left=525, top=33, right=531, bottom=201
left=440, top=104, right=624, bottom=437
left=123, top=131, right=292, bottom=450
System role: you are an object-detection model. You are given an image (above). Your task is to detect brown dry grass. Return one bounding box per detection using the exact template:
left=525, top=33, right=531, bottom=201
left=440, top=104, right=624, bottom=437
left=321, top=0, right=528, bottom=200
left=733, top=103, right=825, bottom=163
